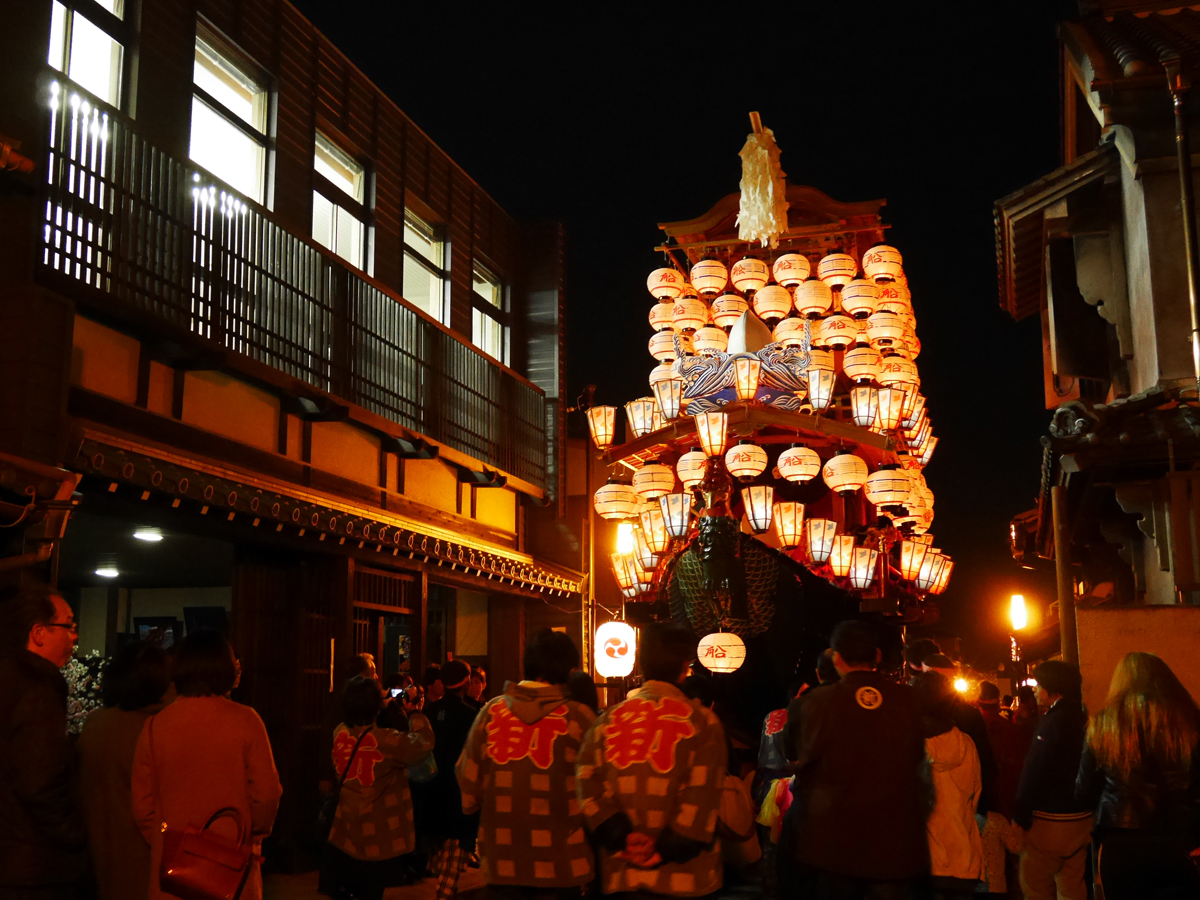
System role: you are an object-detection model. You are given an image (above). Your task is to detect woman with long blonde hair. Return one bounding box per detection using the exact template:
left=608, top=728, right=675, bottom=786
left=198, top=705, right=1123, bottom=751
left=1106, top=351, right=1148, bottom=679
left=1076, top=652, right=1200, bottom=899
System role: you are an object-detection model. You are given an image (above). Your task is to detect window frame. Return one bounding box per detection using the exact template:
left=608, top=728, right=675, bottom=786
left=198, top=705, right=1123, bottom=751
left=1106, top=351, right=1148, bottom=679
left=311, top=129, right=373, bottom=273
left=48, top=0, right=136, bottom=111
left=402, top=209, right=449, bottom=324
left=469, top=260, right=510, bottom=364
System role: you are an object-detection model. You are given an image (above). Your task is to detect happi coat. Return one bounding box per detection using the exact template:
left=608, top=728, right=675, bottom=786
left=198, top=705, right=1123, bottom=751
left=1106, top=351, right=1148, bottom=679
left=329, top=713, right=434, bottom=861
left=578, top=680, right=727, bottom=897
left=456, top=681, right=596, bottom=888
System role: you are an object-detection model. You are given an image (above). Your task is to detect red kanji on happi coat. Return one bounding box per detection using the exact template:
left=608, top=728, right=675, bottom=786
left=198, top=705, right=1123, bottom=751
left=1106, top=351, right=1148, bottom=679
left=333, top=731, right=385, bottom=787
left=484, top=703, right=570, bottom=769
left=606, top=697, right=696, bottom=774
left=765, top=708, right=787, bottom=736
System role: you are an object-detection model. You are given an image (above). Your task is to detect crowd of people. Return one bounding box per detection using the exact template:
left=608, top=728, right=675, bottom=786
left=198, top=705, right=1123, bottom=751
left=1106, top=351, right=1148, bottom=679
left=3, top=578, right=1200, bottom=900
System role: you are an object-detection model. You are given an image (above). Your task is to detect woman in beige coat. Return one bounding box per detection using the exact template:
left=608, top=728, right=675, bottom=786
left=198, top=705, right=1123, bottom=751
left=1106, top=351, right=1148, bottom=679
left=132, top=631, right=282, bottom=900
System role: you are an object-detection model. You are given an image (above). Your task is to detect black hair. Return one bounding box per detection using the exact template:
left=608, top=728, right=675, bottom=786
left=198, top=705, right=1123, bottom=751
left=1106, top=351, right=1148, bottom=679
left=348, top=654, right=375, bottom=679
left=1016, top=684, right=1037, bottom=707
left=0, top=582, right=59, bottom=653
left=903, top=637, right=941, bottom=670
left=102, top=641, right=169, bottom=710
left=383, top=673, right=412, bottom=691
left=912, top=670, right=956, bottom=738
left=342, top=675, right=383, bottom=726
left=681, top=674, right=715, bottom=708
left=566, top=670, right=599, bottom=713
left=1002, top=694, right=1013, bottom=706
left=830, top=620, right=878, bottom=667
left=524, top=629, right=580, bottom=685
left=978, top=681, right=1000, bottom=703
left=815, top=648, right=840, bottom=685
left=172, top=630, right=238, bottom=697
left=639, top=622, right=697, bottom=683
left=1032, top=660, right=1082, bottom=701
left=440, top=659, right=471, bottom=692
left=423, top=664, right=443, bottom=687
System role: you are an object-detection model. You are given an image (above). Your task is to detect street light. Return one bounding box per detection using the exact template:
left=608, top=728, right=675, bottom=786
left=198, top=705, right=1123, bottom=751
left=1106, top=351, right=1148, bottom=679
left=954, top=678, right=969, bottom=693
left=1010, top=594, right=1028, bottom=631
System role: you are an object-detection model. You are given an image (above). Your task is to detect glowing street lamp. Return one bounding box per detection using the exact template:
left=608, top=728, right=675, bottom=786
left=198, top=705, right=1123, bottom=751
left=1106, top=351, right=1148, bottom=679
left=1010, top=594, right=1028, bottom=631
left=954, top=678, right=969, bottom=693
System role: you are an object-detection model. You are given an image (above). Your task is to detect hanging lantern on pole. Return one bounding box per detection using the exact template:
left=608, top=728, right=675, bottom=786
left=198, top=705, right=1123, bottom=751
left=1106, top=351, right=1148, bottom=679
left=632, top=460, right=675, bottom=499
left=773, top=501, right=805, bottom=549
left=676, top=448, right=708, bottom=488
left=850, top=546, right=880, bottom=589
left=864, top=465, right=912, bottom=509
left=649, top=365, right=684, bottom=420
left=778, top=444, right=821, bottom=482
left=690, top=259, right=728, bottom=297
left=586, top=406, right=616, bottom=450
left=671, top=295, right=709, bottom=333
left=828, top=535, right=855, bottom=577
left=649, top=301, right=675, bottom=332
left=594, top=479, right=639, bottom=519
left=916, top=550, right=944, bottom=591
left=818, top=313, right=856, bottom=349
left=807, top=359, right=836, bottom=412
left=733, top=355, right=763, bottom=402
left=725, top=440, right=768, bottom=481
left=821, top=452, right=869, bottom=495
left=840, top=278, right=880, bottom=318
left=740, top=485, right=774, bottom=533
left=876, top=386, right=906, bottom=432
left=794, top=278, right=833, bottom=317
left=610, top=552, right=638, bottom=591
left=594, top=620, right=637, bottom=678
left=647, top=267, right=687, bottom=301
left=695, top=411, right=729, bottom=458
left=752, top=284, right=793, bottom=323
left=640, top=500, right=671, bottom=554
left=660, top=492, right=693, bottom=539
left=898, top=539, right=929, bottom=581
left=862, top=243, right=904, bottom=282
left=692, top=325, right=729, bottom=355
left=625, top=397, right=657, bottom=439
left=712, top=292, right=750, bottom=328
left=730, top=257, right=770, bottom=293
left=843, top=345, right=883, bottom=384
left=851, top=386, right=879, bottom=428
left=774, top=317, right=807, bottom=347
left=697, top=632, right=746, bottom=673
left=772, top=253, right=811, bottom=287
left=931, top=557, right=953, bottom=595
left=807, top=518, right=838, bottom=563
left=817, top=252, right=858, bottom=287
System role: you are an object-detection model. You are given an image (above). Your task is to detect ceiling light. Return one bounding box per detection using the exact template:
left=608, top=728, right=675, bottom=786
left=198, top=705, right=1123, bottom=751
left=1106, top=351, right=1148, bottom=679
left=133, top=528, right=163, bottom=542
left=95, top=566, right=119, bottom=578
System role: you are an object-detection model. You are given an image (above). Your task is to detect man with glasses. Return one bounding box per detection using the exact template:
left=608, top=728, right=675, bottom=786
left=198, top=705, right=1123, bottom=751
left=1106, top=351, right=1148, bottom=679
left=0, top=582, right=87, bottom=898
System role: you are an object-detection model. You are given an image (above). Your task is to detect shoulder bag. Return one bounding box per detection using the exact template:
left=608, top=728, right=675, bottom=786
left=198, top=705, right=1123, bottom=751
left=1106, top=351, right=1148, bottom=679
left=317, top=726, right=373, bottom=840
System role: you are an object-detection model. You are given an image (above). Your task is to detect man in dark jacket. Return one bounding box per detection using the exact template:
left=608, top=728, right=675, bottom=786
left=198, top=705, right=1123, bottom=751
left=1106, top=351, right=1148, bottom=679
left=790, top=620, right=929, bottom=896
left=1013, top=661, right=1092, bottom=900
left=0, top=583, right=87, bottom=899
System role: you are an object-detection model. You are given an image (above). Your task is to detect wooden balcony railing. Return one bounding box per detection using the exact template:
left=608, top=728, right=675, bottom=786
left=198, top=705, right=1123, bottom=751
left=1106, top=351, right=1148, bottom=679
left=39, top=79, right=547, bottom=491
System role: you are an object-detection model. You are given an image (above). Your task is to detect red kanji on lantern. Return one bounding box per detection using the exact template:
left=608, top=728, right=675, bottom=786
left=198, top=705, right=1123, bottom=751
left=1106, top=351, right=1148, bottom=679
left=606, top=697, right=696, bottom=774
left=333, top=730, right=386, bottom=787
left=484, top=703, right=570, bottom=769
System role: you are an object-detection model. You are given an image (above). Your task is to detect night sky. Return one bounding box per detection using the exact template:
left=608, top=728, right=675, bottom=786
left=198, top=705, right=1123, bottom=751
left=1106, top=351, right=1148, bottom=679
left=292, top=1, right=1075, bottom=666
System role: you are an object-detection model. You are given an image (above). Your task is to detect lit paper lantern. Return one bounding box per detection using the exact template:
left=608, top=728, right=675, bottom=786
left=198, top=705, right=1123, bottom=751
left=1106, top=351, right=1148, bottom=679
left=692, top=325, right=728, bottom=355
left=778, top=444, right=821, bottom=482
left=741, top=485, right=774, bottom=533
left=822, top=452, right=868, bottom=495
left=902, top=392, right=926, bottom=428
left=898, top=539, right=929, bottom=581
left=807, top=365, right=836, bottom=412
left=640, top=500, right=671, bottom=554
left=864, top=466, right=911, bottom=508
left=595, top=480, right=639, bottom=519
left=733, top=356, right=762, bottom=402
left=794, top=278, right=833, bottom=317
left=647, top=267, right=686, bottom=301
left=586, top=406, right=616, bottom=450
left=850, top=547, right=879, bottom=589
left=772, top=253, right=811, bottom=287
left=877, top=386, right=906, bottom=431
left=611, top=552, right=638, bottom=590
left=697, top=632, right=746, bottom=673
left=774, top=317, right=807, bottom=347
left=866, top=311, right=905, bottom=348
left=616, top=522, right=636, bottom=554
left=931, top=557, right=954, bottom=594
left=829, top=535, right=855, bottom=576
left=649, top=365, right=684, bottom=420
left=843, top=346, right=883, bottom=384
left=676, top=447, right=707, bottom=488
left=730, top=257, right=770, bottom=293
left=695, top=411, right=728, bottom=458
left=876, top=280, right=912, bottom=315
left=649, top=301, right=674, bottom=332
left=712, top=293, right=750, bottom=328
left=626, top=397, right=657, bottom=438
left=660, top=492, right=692, bottom=539
left=773, top=501, right=805, bottom=549
left=817, top=252, right=857, bottom=287
left=595, top=620, right=637, bottom=678
left=916, top=550, right=944, bottom=591
left=690, top=258, right=728, bottom=297
left=633, top=461, right=675, bottom=499
left=879, top=354, right=920, bottom=390
left=752, top=284, right=792, bottom=322
left=840, top=279, right=880, bottom=319
left=630, top=550, right=654, bottom=587
left=672, top=296, right=709, bottom=333
left=807, top=518, right=837, bottom=563
left=918, top=435, right=938, bottom=467
left=862, top=244, right=904, bottom=282
left=818, top=313, right=856, bottom=349
left=725, top=441, right=768, bottom=481
left=649, top=330, right=681, bottom=361
left=851, top=386, right=879, bottom=428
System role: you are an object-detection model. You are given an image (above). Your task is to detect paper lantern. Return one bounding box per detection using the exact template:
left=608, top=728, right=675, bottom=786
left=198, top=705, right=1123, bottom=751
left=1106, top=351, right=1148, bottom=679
left=725, top=441, right=768, bottom=480
left=918, top=435, right=938, bottom=467
left=867, top=311, right=905, bottom=348
left=649, top=301, right=674, bottom=332
left=843, top=346, right=883, bottom=384
left=595, top=620, right=637, bottom=678
left=931, top=558, right=954, bottom=594
left=877, top=386, right=906, bottom=431
left=741, top=485, right=774, bottom=533
left=851, top=386, right=879, bottom=428
left=899, top=539, right=929, bottom=581
left=610, top=552, right=638, bottom=590
left=595, top=479, right=639, bottom=519
left=733, top=356, right=762, bottom=402
left=690, top=258, right=728, bottom=297
left=630, top=548, right=655, bottom=586
left=649, top=365, right=684, bottom=420
left=862, top=244, right=904, bottom=282
left=633, top=461, right=675, bottom=499
left=616, top=522, right=636, bottom=555
left=730, top=257, right=770, bottom=293
left=676, top=447, right=708, bottom=488
left=807, top=365, right=836, bottom=412
left=695, top=411, right=728, bottom=458
left=817, top=252, right=857, bottom=287
left=640, top=500, right=671, bottom=554
left=850, top=547, right=879, bottom=589
left=876, top=280, right=912, bottom=316
left=752, top=284, right=792, bottom=322
left=840, top=279, right=880, bottom=318
left=692, top=325, right=728, bottom=355
left=772, top=253, right=811, bottom=287
left=829, top=535, right=855, bottom=576
left=774, top=317, right=806, bottom=347
left=647, top=267, right=686, bottom=301
left=902, top=392, right=926, bottom=428
left=916, top=550, right=944, bottom=591
left=672, top=296, right=709, bottom=333
left=649, top=330, right=680, bottom=361
left=626, top=397, right=657, bottom=438
left=864, top=466, right=911, bottom=508
left=778, top=444, right=821, bottom=482
left=794, top=278, right=833, bottom=317
left=712, top=293, right=750, bottom=328
left=659, top=492, right=692, bottom=539
left=697, top=632, right=746, bottom=673
left=586, top=406, right=616, bottom=450
left=817, top=313, right=856, bottom=349
left=806, top=518, right=837, bottom=563
left=879, top=354, right=920, bottom=391
left=773, top=501, right=805, bottom=549
left=822, top=452, right=868, bottom=495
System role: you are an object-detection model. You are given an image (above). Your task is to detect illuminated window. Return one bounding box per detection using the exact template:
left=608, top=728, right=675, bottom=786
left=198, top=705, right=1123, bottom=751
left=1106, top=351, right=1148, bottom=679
left=189, top=32, right=268, bottom=203
left=471, top=265, right=507, bottom=363
left=404, top=212, right=446, bottom=323
left=48, top=0, right=125, bottom=107
left=312, top=133, right=368, bottom=270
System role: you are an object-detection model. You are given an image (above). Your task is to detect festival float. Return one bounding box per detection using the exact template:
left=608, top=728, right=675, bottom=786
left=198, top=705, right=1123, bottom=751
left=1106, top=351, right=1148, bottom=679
left=587, top=115, right=951, bottom=675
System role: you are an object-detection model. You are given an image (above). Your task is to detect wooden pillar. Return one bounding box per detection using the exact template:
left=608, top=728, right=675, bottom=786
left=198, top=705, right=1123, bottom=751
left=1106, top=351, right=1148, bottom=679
left=416, top=570, right=428, bottom=677
left=1052, top=485, right=1079, bottom=665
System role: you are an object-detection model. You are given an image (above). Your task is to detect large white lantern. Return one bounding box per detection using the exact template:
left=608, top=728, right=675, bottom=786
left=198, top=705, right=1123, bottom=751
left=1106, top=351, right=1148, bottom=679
left=794, top=278, right=833, bottom=317
left=843, top=346, right=882, bottom=384
left=822, top=452, right=868, bottom=495
left=850, top=546, right=880, bottom=589
left=752, top=284, right=792, bottom=323
left=625, top=397, right=657, bottom=438
left=692, top=325, right=729, bottom=355
left=660, top=492, right=692, bottom=539
left=898, top=539, right=929, bottom=581
left=806, top=518, right=838, bottom=563
left=851, top=386, right=879, bottom=428
left=649, top=301, right=674, bottom=332
left=772, top=253, right=812, bottom=287
left=733, top=355, right=762, bottom=402
left=807, top=365, right=836, bottom=412
left=695, top=411, right=729, bottom=458
left=773, top=501, right=805, bottom=549
left=931, top=557, right=954, bottom=595
left=632, top=461, right=675, bottom=499
left=640, top=500, right=671, bottom=554
left=840, top=279, right=880, bottom=318
left=916, top=550, right=944, bottom=591
left=829, top=535, right=855, bottom=577
left=866, top=311, right=905, bottom=348
left=879, top=354, right=920, bottom=390
left=877, top=386, right=906, bottom=432
left=876, top=280, right=912, bottom=315
left=672, top=296, right=709, bottom=333
left=650, top=365, right=684, bottom=420
left=647, top=267, right=686, bottom=301
left=862, top=244, right=904, bottom=282
left=902, top=392, right=926, bottom=428
left=864, top=466, right=911, bottom=509
left=595, top=479, right=639, bottom=519
left=774, top=317, right=807, bottom=347
left=725, top=441, right=768, bottom=481
left=649, top=330, right=685, bottom=361
left=730, top=257, right=770, bottom=293
left=690, top=259, right=728, bottom=297
left=712, top=293, right=750, bottom=328
left=586, top=406, right=616, bottom=450
left=817, top=252, right=857, bottom=287
left=595, top=620, right=637, bottom=678
left=610, top=552, right=638, bottom=591
left=741, top=485, right=774, bottom=534
left=817, top=313, right=856, bottom=349
left=697, top=632, right=746, bottom=673
left=676, top=447, right=708, bottom=488
left=778, top=444, right=821, bottom=482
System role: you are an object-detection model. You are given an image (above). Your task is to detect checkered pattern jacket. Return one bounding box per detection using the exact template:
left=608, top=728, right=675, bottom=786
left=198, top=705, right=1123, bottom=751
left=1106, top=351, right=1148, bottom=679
left=456, top=682, right=596, bottom=888
left=577, top=680, right=727, bottom=897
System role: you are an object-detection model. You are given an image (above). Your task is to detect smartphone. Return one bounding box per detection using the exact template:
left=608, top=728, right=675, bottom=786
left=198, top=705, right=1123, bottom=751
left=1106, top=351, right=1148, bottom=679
left=390, top=688, right=403, bottom=698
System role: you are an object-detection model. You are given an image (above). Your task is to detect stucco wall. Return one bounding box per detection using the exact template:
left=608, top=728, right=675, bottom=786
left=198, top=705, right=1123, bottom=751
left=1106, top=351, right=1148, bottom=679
left=1077, top=606, right=1200, bottom=713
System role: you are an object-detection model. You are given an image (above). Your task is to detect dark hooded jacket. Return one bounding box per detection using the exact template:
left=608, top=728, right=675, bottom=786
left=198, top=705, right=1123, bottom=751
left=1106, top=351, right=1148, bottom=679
left=456, top=681, right=595, bottom=888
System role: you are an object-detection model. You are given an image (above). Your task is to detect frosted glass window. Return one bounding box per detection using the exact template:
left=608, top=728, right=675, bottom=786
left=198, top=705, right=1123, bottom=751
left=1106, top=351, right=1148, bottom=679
left=189, top=97, right=265, bottom=202
left=315, top=133, right=363, bottom=202
left=194, top=38, right=266, bottom=132
left=49, top=4, right=123, bottom=107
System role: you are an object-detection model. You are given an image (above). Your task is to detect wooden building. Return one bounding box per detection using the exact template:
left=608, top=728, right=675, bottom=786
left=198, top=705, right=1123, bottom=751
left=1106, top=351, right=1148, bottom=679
left=0, top=0, right=584, bottom=864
